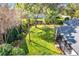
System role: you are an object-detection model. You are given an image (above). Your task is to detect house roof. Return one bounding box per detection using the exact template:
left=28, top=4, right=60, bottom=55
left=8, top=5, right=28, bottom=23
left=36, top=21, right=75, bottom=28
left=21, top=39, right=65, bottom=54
left=64, top=19, right=79, bottom=27
left=58, top=26, right=79, bottom=55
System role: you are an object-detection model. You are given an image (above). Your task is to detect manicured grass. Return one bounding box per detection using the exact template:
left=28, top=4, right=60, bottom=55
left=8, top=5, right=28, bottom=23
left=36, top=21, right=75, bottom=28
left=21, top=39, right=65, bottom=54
left=24, top=25, right=62, bottom=55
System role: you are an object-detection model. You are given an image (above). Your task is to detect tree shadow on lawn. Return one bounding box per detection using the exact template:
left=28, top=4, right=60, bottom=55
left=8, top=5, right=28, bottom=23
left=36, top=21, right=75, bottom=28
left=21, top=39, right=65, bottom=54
left=20, top=34, right=29, bottom=55
left=36, top=27, right=56, bottom=43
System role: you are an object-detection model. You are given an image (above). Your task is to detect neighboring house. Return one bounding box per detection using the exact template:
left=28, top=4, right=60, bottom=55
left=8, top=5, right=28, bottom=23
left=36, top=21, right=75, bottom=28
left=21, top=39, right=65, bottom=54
left=56, top=19, right=79, bottom=55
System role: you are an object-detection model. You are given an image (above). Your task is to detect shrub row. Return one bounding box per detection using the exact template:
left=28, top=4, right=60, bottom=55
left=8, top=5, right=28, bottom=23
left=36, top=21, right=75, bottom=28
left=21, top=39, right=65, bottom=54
left=0, top=44, right=25, bottom=55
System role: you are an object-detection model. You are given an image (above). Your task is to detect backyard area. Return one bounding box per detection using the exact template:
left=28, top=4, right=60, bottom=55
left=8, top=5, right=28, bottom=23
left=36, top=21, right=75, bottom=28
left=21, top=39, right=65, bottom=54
left=0, top=3, right=79, bottom=55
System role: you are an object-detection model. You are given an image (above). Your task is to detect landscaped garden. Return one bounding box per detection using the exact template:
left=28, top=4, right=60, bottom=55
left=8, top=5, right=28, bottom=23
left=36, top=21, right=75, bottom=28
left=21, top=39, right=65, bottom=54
left=0, top=3, right=79, bottom=55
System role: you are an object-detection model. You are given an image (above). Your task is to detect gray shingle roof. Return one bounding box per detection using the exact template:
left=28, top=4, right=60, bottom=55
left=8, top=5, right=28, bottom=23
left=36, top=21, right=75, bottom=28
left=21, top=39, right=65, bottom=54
left=58, top=19, right=79, bottom=55
left=57, top=26, right=76, bottom=44
left=64, top=19, right=79, bottom=27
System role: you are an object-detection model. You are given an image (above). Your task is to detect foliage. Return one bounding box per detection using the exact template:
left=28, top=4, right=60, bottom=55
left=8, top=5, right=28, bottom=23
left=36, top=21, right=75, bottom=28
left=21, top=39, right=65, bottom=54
left=64, top=17, right=70, bottom=21
left=16, top=3, right=79, bottom=24
left=15, top=3, right=61, bottom=24
left=0, top=3, right=20, bottom=35
left=11, top=47, right=25, bottom=55
left=0, top=44, right=13, bottom=55
left=21, top=18, right=28, bottom=33
left=0, top=43, right=26, bottom=55
left=54, top=16, right=64, bottom=25
left=65, top=3, right=76, bottom=18
left=5, top=18, right=28, bottom=43
left=5, top=26, right=22, bottom=43
left=63, top=3, right=79, bottom=18
left=74, top=8, right=79, bottom=18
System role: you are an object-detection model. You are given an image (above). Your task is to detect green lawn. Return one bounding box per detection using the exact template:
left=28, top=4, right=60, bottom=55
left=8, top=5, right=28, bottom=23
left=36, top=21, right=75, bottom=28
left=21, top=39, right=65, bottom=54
left=24, top=25, right=62, bottom=55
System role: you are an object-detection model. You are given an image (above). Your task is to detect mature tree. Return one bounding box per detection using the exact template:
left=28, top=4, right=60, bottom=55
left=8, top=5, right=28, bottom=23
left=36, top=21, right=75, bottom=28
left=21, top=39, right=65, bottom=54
left=16, top=3, right=61, bottom=23
left=64, top=3, right=76, bottom=19
left=0, top=3, right=21, bottom=43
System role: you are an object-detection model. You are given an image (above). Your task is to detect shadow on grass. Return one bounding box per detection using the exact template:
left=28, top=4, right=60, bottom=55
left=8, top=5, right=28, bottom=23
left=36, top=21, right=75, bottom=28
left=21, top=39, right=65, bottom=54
left=36, top=27, right=56, bottom=43
left=20, top=34, right=29, bottom=55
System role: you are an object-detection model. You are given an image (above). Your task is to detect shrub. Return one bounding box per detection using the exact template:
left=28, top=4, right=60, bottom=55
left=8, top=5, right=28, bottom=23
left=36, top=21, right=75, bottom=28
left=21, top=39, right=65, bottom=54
left=11, top=47, right=25, bottom=55
left=6, top=27, right=21, bottom=43
left=4, top=18, right=28, bottom=43
left=0, top=44, right=26, bottom=55
left=0, top=44, right=13, bottom=55
left=64, top=17, right=70, bottom=21
left=21, top=19, right=28, bottom=33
